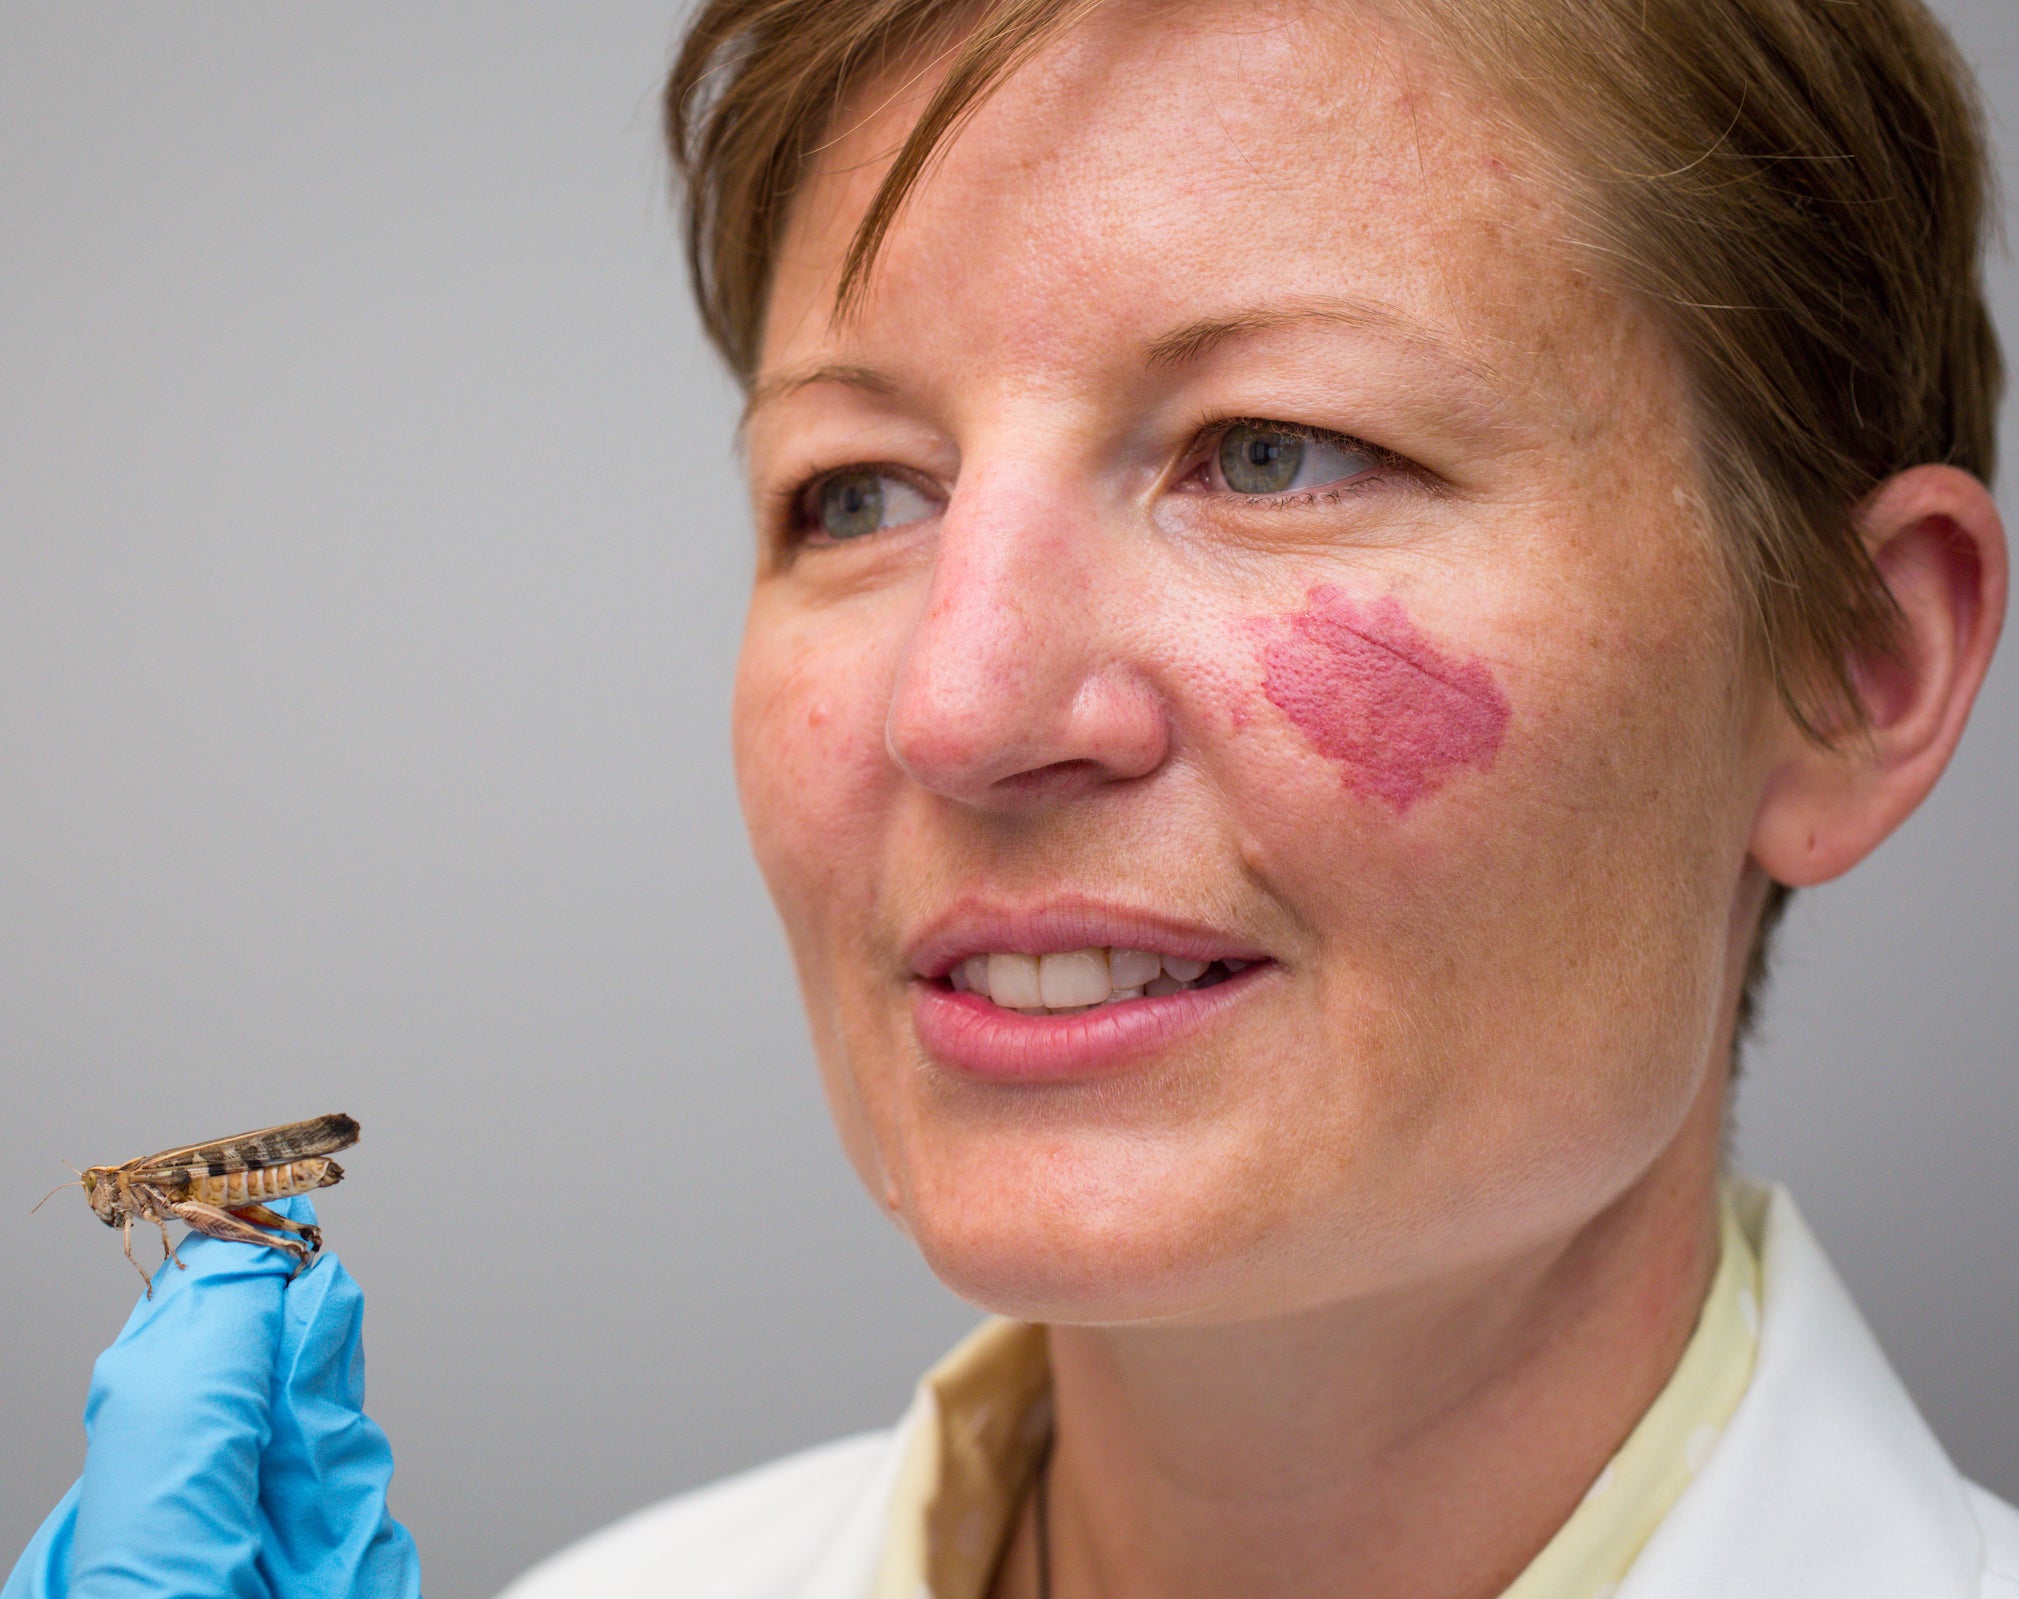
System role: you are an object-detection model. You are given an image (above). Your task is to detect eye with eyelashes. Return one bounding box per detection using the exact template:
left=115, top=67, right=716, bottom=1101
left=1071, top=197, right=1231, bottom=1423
left=1181, top=419, right=1401, bottom=500
left=780, top=418, right=1409, bottom=549
left=789, top=466, right=941, bottom=546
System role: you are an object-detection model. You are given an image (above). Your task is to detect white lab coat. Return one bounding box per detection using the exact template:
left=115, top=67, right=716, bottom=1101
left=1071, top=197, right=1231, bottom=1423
left=502, top=1185, right=2019, bottom=1599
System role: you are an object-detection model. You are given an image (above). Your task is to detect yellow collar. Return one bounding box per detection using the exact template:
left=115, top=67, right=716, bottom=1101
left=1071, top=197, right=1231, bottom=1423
left=874, top=1193, right=1761, bottom=1599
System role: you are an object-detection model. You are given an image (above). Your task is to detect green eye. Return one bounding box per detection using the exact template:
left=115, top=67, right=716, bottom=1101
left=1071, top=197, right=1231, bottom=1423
left=810, top=469, right=936, bottom=542
left=817, top=471, right=884, bottom=540
left=1216, top=423, right=1381, bottom=496
left=1220, top=424, right=1305, bottom=494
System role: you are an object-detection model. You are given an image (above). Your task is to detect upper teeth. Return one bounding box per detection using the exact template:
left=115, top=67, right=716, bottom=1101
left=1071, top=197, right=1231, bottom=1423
left=948, top=947, right=1241, bottom=1013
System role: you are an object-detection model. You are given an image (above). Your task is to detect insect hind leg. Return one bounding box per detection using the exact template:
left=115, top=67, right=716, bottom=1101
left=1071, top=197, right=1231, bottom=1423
left=169, top=1201, right=313, bottom=1278
left=227, top=1201, right=323, bottom=1255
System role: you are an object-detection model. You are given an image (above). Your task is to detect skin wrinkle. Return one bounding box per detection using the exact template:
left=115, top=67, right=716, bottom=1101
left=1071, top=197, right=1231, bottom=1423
left=1260, top=584, right=1512, bottom=810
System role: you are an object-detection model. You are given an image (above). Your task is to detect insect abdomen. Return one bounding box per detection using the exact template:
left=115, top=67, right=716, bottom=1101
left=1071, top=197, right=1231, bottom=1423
left=192, top=1158, right=344, bottom=1209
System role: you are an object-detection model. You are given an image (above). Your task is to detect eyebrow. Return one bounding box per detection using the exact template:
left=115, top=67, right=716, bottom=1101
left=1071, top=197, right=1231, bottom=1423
left=740, top=298, right=1498, bottom=431
left=1143, top=298, right=1495, bottom=387
left=741, top=361, right=898, bottom=434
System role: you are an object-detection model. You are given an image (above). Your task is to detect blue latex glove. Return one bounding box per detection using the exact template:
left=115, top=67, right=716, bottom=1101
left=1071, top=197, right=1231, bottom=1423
left=4, top=1197, right=420, bottom=1599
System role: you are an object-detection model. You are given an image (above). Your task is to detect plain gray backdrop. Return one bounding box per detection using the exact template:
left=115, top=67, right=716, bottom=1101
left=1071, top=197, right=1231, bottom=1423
left=2, top=4, right=2013, bottom=1594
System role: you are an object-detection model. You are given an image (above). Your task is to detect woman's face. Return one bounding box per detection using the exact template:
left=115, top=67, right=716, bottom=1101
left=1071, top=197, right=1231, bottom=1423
left=734, top=0, right=1771, bottom=1323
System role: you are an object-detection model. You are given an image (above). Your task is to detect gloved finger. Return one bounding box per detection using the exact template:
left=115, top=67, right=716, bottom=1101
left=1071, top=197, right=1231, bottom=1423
left=258, top=1203, right=421, bottom=1597
left=65, top=1196, right=310, bottom=1599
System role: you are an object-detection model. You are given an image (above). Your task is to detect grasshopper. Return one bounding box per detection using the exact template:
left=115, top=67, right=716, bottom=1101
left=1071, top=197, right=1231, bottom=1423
left=37, top=1113, right=360, bottom=1296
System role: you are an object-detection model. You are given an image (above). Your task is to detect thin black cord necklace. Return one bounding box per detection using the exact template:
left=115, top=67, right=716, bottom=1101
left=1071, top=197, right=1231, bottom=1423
left=1033, top=1434, right=1055, bottom=1599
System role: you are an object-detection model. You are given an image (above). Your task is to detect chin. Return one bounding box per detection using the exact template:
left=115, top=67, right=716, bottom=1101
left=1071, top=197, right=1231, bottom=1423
left=888, top=1131, right=1314, bottom=1325
left=909, top=1209, right=1215, bottom=1325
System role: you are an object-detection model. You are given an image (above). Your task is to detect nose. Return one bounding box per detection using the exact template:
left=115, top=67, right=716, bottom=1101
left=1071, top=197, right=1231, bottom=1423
left=885, top=466, right=1170, bottom=806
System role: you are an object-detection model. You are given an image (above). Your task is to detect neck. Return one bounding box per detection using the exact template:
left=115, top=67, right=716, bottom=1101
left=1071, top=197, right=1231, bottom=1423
left=1000, top=1076, right=1729, bottom=1599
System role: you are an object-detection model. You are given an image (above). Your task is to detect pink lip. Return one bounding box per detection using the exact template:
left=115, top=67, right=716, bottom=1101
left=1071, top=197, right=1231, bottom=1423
left=905, top=897, right=1266, bottom=980
left=913, top=972, right=1267, bottom=1083
left=905, top=897, right=1272, bottom=1084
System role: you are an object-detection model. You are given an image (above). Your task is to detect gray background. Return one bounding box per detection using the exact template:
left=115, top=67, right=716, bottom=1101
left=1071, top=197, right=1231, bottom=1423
left=0, top=3, right=2012, bottom=1594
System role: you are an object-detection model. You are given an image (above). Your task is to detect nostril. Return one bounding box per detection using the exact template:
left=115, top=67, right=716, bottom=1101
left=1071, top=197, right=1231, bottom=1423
left=991, top=759, right=1108, bottom=799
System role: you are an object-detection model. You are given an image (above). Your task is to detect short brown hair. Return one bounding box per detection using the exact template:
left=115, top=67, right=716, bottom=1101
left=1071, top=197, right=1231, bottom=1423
left=664, top=0, right=2002, bottom=1033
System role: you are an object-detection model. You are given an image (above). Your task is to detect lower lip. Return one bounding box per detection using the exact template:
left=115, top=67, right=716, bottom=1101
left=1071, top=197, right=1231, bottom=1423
left=911, top=966, right=1268, bottom=1084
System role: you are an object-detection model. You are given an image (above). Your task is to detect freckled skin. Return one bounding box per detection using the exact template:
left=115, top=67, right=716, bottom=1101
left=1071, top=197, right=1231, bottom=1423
left=739, top=0, right=1758, bottom=1328
left=1261, top=585, right=1510, bottom=810
left=720, top=2, right=1851, bottom=1593
left=712, top=0, right=2016, bottom=1587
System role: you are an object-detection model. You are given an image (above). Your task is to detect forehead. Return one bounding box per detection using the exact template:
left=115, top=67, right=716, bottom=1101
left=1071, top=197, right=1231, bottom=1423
left=760, top=0, right=1644, bottom=413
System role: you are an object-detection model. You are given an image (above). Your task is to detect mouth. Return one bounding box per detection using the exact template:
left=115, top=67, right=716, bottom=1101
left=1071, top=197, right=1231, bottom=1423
left=908, top=906, right=1273, bottom=1081
left=942, top=946, right=1256, bottom=1014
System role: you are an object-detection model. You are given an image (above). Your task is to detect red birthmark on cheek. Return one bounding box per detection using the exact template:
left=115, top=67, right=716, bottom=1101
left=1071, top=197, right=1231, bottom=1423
left=1259, top=585, right=1511, bottom=811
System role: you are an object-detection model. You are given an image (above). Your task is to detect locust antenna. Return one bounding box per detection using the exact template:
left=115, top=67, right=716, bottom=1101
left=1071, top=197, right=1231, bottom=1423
left=31, top=1162, right=83, bottom=1215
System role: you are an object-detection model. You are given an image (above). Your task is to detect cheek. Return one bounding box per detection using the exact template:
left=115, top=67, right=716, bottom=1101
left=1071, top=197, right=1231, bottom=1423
left=731, top=611, right=898, bottom=916
left=1256, top=584, right=1511, bottom=811
left=1232, top=576, right=1738, bottom=1099
left=732, top=613, right=910, bottom=1194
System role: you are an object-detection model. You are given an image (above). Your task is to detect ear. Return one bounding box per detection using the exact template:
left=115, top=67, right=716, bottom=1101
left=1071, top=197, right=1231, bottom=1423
left=1751, top=464, right=2008, bottom=888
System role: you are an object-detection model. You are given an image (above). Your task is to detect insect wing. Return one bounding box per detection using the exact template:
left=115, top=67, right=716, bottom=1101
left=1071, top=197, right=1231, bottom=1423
left=125, top=1113, right=361, bottom=1185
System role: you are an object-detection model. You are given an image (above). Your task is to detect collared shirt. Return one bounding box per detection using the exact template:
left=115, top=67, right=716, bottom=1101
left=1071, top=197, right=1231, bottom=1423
left=871, top=1193, right=1762, bottom=1599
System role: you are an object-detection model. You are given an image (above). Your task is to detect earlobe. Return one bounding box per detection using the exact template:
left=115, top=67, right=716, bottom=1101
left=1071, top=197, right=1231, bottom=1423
left=1750, top=464, right=2008, bottom=889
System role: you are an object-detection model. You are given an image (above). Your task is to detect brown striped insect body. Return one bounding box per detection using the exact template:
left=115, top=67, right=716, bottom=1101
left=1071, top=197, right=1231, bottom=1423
left=66, top=1114, right=360, bottom=1296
